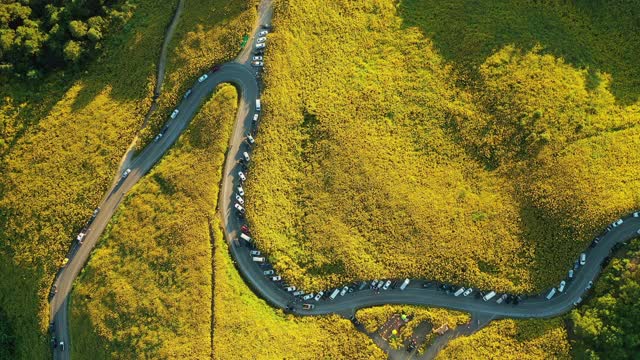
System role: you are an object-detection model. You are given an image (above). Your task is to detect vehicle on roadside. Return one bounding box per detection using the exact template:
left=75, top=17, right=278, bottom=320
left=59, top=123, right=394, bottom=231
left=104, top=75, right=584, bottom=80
left=235, top=193, right=244, bottom=205
left=77, top=229, right=87, bottom=243
left=558, top=280, right=566, bottom=292
left=573, top=297, right=583, bottom=306
left=314, top=291, right=324, bottom=301
left=252, top=55, right=264, bottom=61
left=302, top=293, right=314, bottom=300
left=171, top=109, right=179, bottom=119
left=122, top=168, right=131, bottom=178
left=574, top=260, right=580, bottom=270
left=585, top=281, right=593, bottom=291
left=240, top=233, right=251, bottom=243
left=238, top=171, right=246, bottom=182
left=634, top=212, right=639, bottom=217
left=243, top=152, right=251, bottom=162
left=292, top=290, right=304, bottom=296
left=250, top=250, right=261, bottom=256
left=496, top=294, right=508, bottom=304
left=237, top=185, right=245, bottom=196
left=251, top=61, right=264, bottom=67
left=463, top=287, right=473, bottom=296
left=91, top=207, right=100, bottom=221
left=198, top=74, right=208, bottom=82
left=49, top=285, right=58, bottom=300
left=376, top=281, right=384, bottom=289
left=329, top=288, right=340, bottom=300
left=255, top=42, right=266, bottom=49
left=234, top=203, right=245, bottom=214
left=246, top=133, right=255, bottom=144
left=256, top=99, right=261, bottom=111
left=568, top=269, right=574, bottom=279
left=422, top=281, right=433, bottom=288
left=454, top=287, right=465, bottom=297
left=258, top=30, right=268, bottom=37
left=160, top=125, right=169, bottom=135
left=272, top=276, right=282, bottom=281
left=153, top=133, right=163, bottom=142
left=340, top=286, right=349, bottom=296
left=383, top=280, right=392, bottom=290
left=590, top=237, right=600, bottom=248
left=256, top=36, right=267, bottom=43
left=483, top=291, right=496, bottom=301
left=303, top=303, right=315, bottom=310
left=263, top=270, right=274, bottom=275
left=183, top=89, right=192, bottom=98
left=371, top=279, right=379, bottom=288
left=399, top=278, right=410, bottom=290
left=59, top=341, right=65, bottom=351
left=580, top=252, right=586, bottom=265
left=241, top=225, right=250, bottom=234
left=285, top=286, right=296, bottom=292
left=252, top=113, right=259, bottom=122
left=252, top=256, right=265, bottom=263
left=546, top=288, right=557, bottom=300
left=612, top=218, right=623, bottom=227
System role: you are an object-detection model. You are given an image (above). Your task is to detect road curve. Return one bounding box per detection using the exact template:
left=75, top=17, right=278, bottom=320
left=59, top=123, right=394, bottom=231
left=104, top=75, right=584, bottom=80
left=48, top=0, right=640, bottom=357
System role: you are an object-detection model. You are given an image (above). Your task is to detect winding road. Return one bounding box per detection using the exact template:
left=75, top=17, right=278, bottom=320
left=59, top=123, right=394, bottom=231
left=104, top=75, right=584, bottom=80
left=48, top=0, right=640, bottom=358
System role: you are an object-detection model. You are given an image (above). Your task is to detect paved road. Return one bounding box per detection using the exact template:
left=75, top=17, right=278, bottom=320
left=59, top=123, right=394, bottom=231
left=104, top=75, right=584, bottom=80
left=48, top=0, right=640, bottom=357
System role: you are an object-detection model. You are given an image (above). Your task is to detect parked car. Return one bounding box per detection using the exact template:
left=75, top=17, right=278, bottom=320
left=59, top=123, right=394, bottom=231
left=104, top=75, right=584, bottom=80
left=383, top=280, right=392, bottom=290
left=253, top=113, right=259, bottom=122
left=612, top=219, right=623, bottom=227
left=568, top=269, right=574, bottom=279
left=241, top=225, right=250, bottom=234
left=580, top=253, right=586, bottom=266
left=463, top=288, right=473, bottom=296
left=255, top=42, right=266, bottom=49
left=246, top=133, right=255, bottom=144
left=234, top=203, right=245, bottom=214
left=243, top=152, right=251, bottom=162
left=314, top=291, right=324, bottom=301
left=585, top=281, right=593, bottom=291
left=263, top=270, right=274, bottom=275
left=271, top=276, right=282, bottom=281
left=340, top=286, right=349, bottom=296
left=496, top=294, right=508, bottom=304
left=122, top=168, right=131, bottom=178
left=292, top=290, right=304, bottom=296
left=285, top=286, right=296, bottom=292
left=256, top=36, right=267, bottom=43
left=171, top=109, right=179, bottom=119
left=235, top=193, right=244, bottom=205
left=258, top=30, right=268, bottom=37
left=633, top=212, right=639, bottom=217
left=183, top=89, right=192, bottom=98
left=153, top=133, right=163, bottom=142
left=558, top=280, right=566, bottom=292
left=250, top=250, right=261, bottom=256
left=238, top=171, right=246, bottom=182
left=573, top=297, right=583, bottom=306
left=237, top=185, right=245, bottom=196
left=198, top=74, right=208, bottom=82
left=251, top=61, right=264, bottom=67
left=302, top=293, right=314, bottom=300
left=303, top=303, right=315, bottom=310
left=252, top=55, right=264, bottom=61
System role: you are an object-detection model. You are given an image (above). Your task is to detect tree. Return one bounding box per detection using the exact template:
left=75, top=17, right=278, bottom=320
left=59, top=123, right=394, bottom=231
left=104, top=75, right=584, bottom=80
left=68, top=20, right=88, bottom=39
left=63, top=40, right=82, bottom=62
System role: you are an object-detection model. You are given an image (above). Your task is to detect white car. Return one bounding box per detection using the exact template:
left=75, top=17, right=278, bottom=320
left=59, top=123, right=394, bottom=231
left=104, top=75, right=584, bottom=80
left=340, top=286, right=349, bottom=296
left=235, top=193, right=244, bottom=205
left=256, top=36, right=267, bottom=43
left=383, top=280, right=392, bottom=290
left=170, top=109, right=179, bottom=119
left=272, top=276, right=282, bottom=281
left=253, top=114, right=259, bottom=121
left=246, top=133, right=255, bottom=144
left=122, top=168, right=131, bottom=178
left=251, top=61, right=264, bottom=67
left=285, top=286, right=296, bottom=292
left=371, top=280, right=379, bottom=288
left=243, top=152, right=251, bottom=162
left=237, top=185, right=244, bottom=196
left=198, top=74, right=208, bottom=82
left=558, top=280, right=566, bottom=292
left=250, top=250, right=261, bottom=256
left=258, top=30, right=268, bottom=37
left=633, top=212, right=639, bottom=217
left=234, top=203, right=245, bottom=213
left=585, top=281, right=593, bottom=291
left=292, top=290, right=304, bottom=296
left=263, top=270, right=274, bottom=275
left=238, top=171, right=246, bottom=182
left=612, top=219, right=623, bottom=227
left=302, top=293, right=314, bottom=301
left=568, top=269, right=574, bottom=279
left=314, top=291, right=324, bottom=301
left=580, top=253, right=586, bottom=266
left=252, top=55, right=263, bottom=61
left=463, top=288, right=473, bottom=296
left=255, top=42, right=266, bottom=49
left=153, top=133, right=162, bottom=142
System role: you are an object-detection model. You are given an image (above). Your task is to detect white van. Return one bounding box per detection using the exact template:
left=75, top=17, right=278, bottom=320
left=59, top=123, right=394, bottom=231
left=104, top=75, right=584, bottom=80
left=256, top=99, right=261, bottom=111
left=240, top=233, right=251, bottom=242
left=454, top=287, right=465, bottom=297
left=252, top=256, right=265, bottom=263
left=483, top=291, right=496, bottom=301
left=329, top=288, right=340, bottom=300
left=399, top=278, right=410, bottom=290
left=546, top=287, right=557, bottom=300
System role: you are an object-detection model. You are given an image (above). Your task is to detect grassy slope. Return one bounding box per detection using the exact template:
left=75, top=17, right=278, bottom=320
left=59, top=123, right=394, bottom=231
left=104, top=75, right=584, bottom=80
left=247, top=0, right=640, bottom=295
left=0, top=0, right=179, bottom=357
left=70, top=84, right=237, bottom=359
left=212, top=224, right=386, bottom=360
left=436, top=318, right=571, bottom=359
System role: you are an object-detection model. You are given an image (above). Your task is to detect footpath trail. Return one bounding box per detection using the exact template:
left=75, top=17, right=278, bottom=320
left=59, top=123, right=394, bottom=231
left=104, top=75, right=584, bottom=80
left=47, top=0, right=640, bottom=358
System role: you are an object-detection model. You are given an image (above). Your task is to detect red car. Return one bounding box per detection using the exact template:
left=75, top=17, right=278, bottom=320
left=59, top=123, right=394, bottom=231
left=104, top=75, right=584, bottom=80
left=241, top=225, right=250, bottom=234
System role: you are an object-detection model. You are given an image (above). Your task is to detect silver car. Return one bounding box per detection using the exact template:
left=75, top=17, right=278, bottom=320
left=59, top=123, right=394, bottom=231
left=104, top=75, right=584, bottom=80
left=314, top=291, right=324, bottom=301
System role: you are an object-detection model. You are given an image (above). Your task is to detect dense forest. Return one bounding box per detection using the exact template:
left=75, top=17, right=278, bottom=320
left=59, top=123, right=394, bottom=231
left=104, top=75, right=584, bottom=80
left=0, top=0, right=133, bottom=76
left=570, top=239, right=640, bottom=359
left=246, top=0, right=640, bottom=295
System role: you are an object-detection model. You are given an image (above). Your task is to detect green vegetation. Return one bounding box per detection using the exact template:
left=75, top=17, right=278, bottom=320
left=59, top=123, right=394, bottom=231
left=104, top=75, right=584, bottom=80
left=212, top=223, right=386, bottom=360
left=70, top=84, right=237, bottom=359
left=0, top=0, right=134, bottom=75
left=570, top=238, right=640, bottom=359
left=436, top=319, right=570, bottom=359
left=247, top=0, right=640, bottom=295
left=0, top=0, right=180, bottom=357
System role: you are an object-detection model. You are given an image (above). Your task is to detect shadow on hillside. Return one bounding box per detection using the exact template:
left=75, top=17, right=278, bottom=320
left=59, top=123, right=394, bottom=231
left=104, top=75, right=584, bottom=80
left=397, top=0, right=640, bottom=105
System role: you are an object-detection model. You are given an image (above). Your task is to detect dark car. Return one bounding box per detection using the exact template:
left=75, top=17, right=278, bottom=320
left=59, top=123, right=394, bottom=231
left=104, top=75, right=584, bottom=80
left=48, top=285, right=58, bottom=300
left=422, top=281, right=433, bottom=288
left=211, top=65, right=221, bottom=72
